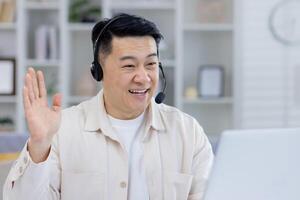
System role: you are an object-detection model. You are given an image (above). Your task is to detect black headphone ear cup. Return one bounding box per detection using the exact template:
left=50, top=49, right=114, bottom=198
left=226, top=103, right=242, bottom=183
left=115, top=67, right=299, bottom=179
left=90, top=61, right=102, bottom=82
left=98, top=63, right=103, bottom=81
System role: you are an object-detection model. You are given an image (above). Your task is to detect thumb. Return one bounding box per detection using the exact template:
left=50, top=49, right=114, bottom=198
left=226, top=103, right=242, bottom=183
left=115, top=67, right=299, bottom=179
left=52, top=93, right=62, bottom=112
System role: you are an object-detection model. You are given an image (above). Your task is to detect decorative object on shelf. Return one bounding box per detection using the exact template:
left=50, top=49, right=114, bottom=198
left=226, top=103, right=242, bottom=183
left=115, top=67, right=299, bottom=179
left=34, top=25, right=58, bottom=60
left=185, top=86, right=198, bottom=99
left=197, top=0, right=229, bottom=23
left=0, top=0, right=16, bottom=23
left=0, top=116, right=14, bottom=132
left=69, top=0, right=101, bottom=23
left=0, top=58, right=15, bottom=95
left=74, top=69, right=97, bottom=96
left=268, top=0, right=300, bottom=46
left=197, top=65, right=224, bottom=98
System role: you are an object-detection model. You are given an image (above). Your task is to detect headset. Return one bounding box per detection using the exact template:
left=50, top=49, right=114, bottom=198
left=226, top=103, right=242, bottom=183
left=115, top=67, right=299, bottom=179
left=90, top=15, right=166, bottom=104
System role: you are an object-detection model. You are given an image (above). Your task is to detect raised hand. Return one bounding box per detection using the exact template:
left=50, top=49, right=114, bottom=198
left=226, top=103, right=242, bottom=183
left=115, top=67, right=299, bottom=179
left=23, top=67, right=62, bottom=163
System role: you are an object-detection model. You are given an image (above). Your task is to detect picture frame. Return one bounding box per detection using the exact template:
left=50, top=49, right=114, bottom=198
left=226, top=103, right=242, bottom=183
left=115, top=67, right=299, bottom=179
left=198, top=65, right=224, bottom=98
left=0, top=58, right=16, bottom=95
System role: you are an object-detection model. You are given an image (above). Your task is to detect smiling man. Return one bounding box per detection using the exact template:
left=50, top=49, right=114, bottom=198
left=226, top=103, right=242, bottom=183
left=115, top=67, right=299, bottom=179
left=3, top=13, right=214, bottom=200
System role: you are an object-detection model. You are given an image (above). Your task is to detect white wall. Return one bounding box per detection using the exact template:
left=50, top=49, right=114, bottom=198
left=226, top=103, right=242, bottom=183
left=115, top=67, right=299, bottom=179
left=236, top=0, right=300, bottom=128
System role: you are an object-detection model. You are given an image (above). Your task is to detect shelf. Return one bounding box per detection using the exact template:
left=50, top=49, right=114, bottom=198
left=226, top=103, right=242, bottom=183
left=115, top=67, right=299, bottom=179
left=26, top=1, right=59, bottom=10
left=183, top=97, right=233, bottom=104
left=111, top=1, right=175, bottom=10
left=0, top=23, right=16, bottom=30
left=68, top=23, right=94, bottom=32
left=0, top=130, right=16, bottom=134
left=0, top=96, right=17, bottom=103
left=184, top=23, right=234, bottom=32
left=27, top=59, right=60, bottom=67
left=4, top=0, right=236, bottom=137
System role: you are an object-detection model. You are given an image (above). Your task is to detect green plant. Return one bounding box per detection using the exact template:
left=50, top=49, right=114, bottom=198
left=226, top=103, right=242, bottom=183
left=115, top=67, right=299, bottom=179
left=69, top=0, right=101, bottom=23
left=0, top=117, right=14, bottom=125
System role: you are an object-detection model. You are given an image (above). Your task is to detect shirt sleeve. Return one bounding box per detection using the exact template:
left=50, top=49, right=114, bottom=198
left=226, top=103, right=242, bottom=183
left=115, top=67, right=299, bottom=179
left=188, top=120, right=214, bottom=200
left=3, top=135, right=61, bottom=200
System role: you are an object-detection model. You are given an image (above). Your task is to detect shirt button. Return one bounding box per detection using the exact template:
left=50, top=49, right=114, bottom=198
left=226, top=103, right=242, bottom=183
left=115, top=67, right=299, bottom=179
left=120, top=181, right=127, bottom=188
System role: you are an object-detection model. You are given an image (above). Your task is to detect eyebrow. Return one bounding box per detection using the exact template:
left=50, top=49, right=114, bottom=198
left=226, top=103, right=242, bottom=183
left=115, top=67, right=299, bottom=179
left=119, top=53, right=158, bottom=61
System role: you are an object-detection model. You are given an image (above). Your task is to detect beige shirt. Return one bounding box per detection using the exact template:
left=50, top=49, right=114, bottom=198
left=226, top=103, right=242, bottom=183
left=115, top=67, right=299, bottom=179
left=3, top=90, right=214, bottom=200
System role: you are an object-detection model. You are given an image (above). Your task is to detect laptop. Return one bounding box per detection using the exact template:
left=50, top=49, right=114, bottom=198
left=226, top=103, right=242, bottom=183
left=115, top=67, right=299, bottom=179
left=204, top=128, right=300, bottom=200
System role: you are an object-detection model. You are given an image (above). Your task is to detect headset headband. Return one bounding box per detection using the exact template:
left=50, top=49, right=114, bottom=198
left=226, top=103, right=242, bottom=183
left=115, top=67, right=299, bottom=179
left=93, top=16, right=125, bottom=63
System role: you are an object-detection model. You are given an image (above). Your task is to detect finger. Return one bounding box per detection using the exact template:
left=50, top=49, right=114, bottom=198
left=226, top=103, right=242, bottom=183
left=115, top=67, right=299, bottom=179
left=37, top=70, right=47, bottom=99
left=26, top=73, right=36, bottom=103
left=22, top=86, right=32, bottom=114
left=28, top=68, right=39, bottom=99
left=52, top=93, right=62, bottom=112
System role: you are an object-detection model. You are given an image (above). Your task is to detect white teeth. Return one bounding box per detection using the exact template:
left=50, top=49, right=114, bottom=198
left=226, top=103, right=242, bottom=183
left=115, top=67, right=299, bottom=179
left=129, top=89, right=148, bottom=94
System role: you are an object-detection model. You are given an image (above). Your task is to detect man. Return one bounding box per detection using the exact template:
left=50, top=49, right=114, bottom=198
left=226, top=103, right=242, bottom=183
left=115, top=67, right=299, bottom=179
left=3, top=13, right=213, bottom=200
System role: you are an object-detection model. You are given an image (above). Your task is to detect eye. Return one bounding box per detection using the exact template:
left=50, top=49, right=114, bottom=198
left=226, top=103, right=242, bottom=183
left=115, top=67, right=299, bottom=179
left=148, top=62, right=157, bottom=66
left=146, top=62, right=157, bottom=70
left=123, top=64, right=135, bottom=68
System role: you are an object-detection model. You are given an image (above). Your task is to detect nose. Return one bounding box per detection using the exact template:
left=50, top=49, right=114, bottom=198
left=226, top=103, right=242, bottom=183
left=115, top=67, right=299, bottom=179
left=133, top=66, right=151, bottom=84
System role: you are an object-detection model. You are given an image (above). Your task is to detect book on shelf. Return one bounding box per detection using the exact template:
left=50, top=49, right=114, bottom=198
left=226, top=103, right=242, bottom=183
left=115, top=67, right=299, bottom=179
left=35, top=26, right=47, bottom=60
left=0, top=0, right=16, bottom=23
left=35, top=25, right=58, bottom=61
left=48, top=26, right=58, bottom=59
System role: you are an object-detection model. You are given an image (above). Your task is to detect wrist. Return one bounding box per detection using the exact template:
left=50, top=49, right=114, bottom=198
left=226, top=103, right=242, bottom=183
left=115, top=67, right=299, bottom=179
left=27, top=138, right=51, bottom=163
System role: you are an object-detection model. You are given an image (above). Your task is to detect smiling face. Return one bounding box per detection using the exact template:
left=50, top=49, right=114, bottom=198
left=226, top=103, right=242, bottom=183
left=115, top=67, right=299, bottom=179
left=100, top=36, right=159, bottom=119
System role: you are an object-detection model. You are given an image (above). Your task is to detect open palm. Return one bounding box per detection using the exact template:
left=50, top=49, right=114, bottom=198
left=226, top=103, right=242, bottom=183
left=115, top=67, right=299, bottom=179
left=23, top=68, right=62, bottom=143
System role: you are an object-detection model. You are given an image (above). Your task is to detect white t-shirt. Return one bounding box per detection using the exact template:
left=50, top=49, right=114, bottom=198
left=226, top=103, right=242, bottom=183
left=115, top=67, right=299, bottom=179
left=108, top=113, right=149, bottom=200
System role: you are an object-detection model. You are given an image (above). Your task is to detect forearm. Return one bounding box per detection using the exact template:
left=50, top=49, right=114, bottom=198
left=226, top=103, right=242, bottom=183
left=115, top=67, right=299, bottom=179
left=3, top=142, right=60, bottom=200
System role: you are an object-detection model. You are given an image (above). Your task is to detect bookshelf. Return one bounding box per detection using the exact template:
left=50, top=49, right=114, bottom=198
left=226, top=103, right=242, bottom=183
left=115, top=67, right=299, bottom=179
left=0, top=0, right=237, bottom=139
left=26, top=1, right=59, bottom=10
left=0, top=0, right=17, bottom=133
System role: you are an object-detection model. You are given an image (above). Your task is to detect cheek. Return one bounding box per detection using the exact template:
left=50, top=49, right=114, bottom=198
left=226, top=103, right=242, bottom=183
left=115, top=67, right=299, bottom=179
left=115, top=75, right=134, bottom=97
left=119, top=74, right=133, bottom=87
left=109, top=72, right=128, bottom=86
left=151, top=72, right=159, bottom=86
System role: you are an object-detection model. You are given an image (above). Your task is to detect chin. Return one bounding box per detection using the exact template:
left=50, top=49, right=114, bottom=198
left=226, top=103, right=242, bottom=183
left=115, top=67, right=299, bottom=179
left=130, top=101, right=149, bottom=112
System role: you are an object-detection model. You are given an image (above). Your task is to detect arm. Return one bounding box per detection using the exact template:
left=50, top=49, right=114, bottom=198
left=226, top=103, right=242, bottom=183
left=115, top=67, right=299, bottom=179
left=3, top=68, right=62, bottom=199
left=188, top=120, right=214, bottom=200
left=3, top=135, right=61, bottom=200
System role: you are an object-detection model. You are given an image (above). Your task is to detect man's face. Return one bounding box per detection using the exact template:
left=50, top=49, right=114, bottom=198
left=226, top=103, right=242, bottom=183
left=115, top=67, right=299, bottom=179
left=101, top=36, right=159, bottom=119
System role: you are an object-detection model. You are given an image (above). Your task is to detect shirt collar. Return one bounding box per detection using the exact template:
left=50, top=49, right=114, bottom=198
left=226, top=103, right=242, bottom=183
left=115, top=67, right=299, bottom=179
left=83, top=89, right=166, bottom=137
left=147, top=99, right=166, bottom=132
left=83, top=90, right=118, bottom=141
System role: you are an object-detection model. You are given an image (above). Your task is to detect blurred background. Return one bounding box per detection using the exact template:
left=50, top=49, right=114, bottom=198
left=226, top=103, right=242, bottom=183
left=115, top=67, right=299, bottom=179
left=0, top=0, right=299, bottom=195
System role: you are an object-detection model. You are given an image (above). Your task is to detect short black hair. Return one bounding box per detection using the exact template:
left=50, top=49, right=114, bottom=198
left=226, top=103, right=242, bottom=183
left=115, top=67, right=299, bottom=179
left=91, top=13, right=164, bottom=63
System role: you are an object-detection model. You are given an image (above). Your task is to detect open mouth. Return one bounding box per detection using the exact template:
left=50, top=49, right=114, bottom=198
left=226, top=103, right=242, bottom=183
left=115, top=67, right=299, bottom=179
left=128, top=89, right=149, bottom=94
